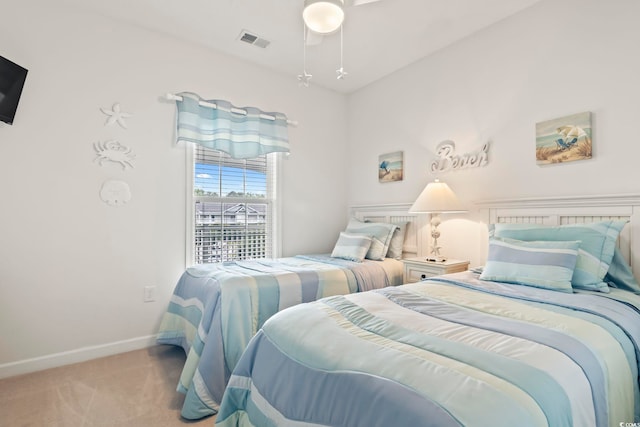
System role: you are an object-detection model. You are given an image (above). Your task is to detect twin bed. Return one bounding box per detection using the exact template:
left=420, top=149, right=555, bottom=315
left=156, top=206, right=416, bottom=419
left=160, top=195, right=640, bottom=426
left=217, top=271, right=640, bottom=427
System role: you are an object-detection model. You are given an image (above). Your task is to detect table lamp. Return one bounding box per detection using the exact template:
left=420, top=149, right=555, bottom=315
left=409, top=179, right=466, bottom=261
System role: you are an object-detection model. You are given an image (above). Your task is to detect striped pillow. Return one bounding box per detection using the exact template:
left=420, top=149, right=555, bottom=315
left=480, top=237, right=580, bottom=292
left=345, top=219, right=397, bottom=261
left=493, top=221, right=628, bottom=292
left=331, top=232, right=373, bottom=262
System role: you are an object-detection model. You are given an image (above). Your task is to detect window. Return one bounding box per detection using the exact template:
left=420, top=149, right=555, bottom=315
left=187, top=145, right=279, bottom=265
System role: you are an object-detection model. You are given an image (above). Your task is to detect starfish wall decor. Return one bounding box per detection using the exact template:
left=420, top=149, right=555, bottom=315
left=100, top=103, right=132, bottom=129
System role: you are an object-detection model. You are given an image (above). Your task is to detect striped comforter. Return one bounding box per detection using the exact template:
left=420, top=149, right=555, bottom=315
left=216, top=271, right=640, bottom=427
left=157, top=255, right=401, bottom=420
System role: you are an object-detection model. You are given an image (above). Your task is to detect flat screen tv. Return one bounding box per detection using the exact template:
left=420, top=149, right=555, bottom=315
left=0, top=55, right=28, bottom=125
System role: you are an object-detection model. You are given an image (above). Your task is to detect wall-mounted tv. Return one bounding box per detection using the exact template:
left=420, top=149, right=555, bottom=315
left=0, top=55, right=28, bottom=125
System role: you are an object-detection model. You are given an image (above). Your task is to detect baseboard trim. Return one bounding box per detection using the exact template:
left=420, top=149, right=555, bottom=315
left=0, top=335, right=158, bottom=379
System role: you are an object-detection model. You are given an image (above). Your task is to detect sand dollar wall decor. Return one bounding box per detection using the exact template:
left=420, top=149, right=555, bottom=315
left=99, top=180, right=132, bottom=206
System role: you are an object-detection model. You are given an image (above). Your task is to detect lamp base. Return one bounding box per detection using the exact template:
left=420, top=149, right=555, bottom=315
left=429, top=213, right=444, bottom=261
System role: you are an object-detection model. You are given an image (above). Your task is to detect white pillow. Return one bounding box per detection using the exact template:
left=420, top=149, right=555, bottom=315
left=386, top=222, right=408, bottom=260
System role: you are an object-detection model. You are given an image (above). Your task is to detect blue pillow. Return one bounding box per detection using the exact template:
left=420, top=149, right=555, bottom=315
left=493, top=221, right=628, bottom=292
left=345, top=218, right=397, bottom=261
left=331, top=232, right=373, bottom=262
left=480, top=237, right=580, bottom=292
left=605, top=248, right=640, bottom=294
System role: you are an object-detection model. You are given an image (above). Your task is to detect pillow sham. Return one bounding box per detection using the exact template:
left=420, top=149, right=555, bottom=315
left=345, top=218, right=397, bottom=261
left=386, top=222, right=408, bottom=260
left=605, top=248, right=640, bottom=294
left=330, top=232, right=373, bottom=262
left=479, top=237, right=580, bottom=292
left=493, top=220, right=628, bottom=292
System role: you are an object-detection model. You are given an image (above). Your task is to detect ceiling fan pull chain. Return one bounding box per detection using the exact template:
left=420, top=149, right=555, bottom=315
left=336, top=24, right=348, bottom=80
left=297, top=23, right=313, bottom=87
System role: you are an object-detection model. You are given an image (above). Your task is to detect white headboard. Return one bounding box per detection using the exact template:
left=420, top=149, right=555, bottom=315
left=475, top=194, right=640, bottom=282
left=349, top=203, right=425, bottom=259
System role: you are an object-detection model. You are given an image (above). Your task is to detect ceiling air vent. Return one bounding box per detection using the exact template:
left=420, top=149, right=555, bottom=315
left=238, top=30, right=271, bottom=49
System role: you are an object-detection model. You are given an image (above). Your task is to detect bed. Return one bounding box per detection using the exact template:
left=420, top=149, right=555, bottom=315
left=156, top=205, right=419, bottom=419
left=214, top=195, right=640, bottom=427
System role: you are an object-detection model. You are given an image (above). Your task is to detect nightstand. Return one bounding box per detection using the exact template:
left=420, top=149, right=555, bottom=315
left=402, top=257, right=470, bottom=283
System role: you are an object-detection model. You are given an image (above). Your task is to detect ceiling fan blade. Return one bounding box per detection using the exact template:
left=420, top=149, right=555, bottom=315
left=305, top=28, right=324, bottom=46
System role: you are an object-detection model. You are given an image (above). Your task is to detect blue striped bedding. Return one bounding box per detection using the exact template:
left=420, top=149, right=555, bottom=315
left=156, top=255, right=402, bottom=419
left=215, top=270, right=640, bottom=427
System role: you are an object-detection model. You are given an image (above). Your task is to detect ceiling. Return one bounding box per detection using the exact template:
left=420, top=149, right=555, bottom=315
left=63, top=0, right=543, bottom=94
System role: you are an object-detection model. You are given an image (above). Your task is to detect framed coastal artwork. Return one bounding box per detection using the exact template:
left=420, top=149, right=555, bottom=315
left=536, top=111, right=593, bottom=165
left=378, top=151, right=404, bottom=183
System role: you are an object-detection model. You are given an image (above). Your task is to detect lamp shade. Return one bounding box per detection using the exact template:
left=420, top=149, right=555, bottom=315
left=303, top=0, right=345, bottom=34
left=409, top=179, right=466, bottom=213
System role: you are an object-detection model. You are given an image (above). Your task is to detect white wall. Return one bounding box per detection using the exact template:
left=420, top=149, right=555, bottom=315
left=347, top=0, right=640, bottom=266
left=0, top=0, right=348, bottom=374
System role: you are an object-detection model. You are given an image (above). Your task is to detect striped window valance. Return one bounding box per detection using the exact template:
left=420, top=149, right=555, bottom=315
left=175, top=92, right=290, bottom=159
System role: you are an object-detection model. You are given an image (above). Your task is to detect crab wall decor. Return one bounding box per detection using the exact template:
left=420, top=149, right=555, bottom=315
left=94, top=140, right=136, bottom=169
left=99, top=180, right=132, bottom=206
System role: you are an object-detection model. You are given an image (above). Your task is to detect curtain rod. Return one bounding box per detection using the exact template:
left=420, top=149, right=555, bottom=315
left=165, top=93, right=298, bottom=127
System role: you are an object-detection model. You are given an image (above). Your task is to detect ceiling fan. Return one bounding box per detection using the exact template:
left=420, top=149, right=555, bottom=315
left=303, top=0, right=383, bottom=46
left=298, top=0, right=381, bottom=85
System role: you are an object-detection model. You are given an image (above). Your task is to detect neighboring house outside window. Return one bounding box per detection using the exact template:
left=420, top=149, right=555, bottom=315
left=186, top=144, right=279, bottom=265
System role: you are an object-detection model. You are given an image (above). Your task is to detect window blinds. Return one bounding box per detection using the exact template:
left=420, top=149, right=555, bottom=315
left=192, top=145, right=276, bottom=264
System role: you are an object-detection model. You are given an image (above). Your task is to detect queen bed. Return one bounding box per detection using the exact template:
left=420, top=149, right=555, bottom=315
left=157, top=205, right=419, bottom=419
left=214, top=195, right=640, bottom=427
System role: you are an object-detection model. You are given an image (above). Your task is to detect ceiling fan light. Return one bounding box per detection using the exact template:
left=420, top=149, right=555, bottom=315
left=303, top=0, right=344, bottom=34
